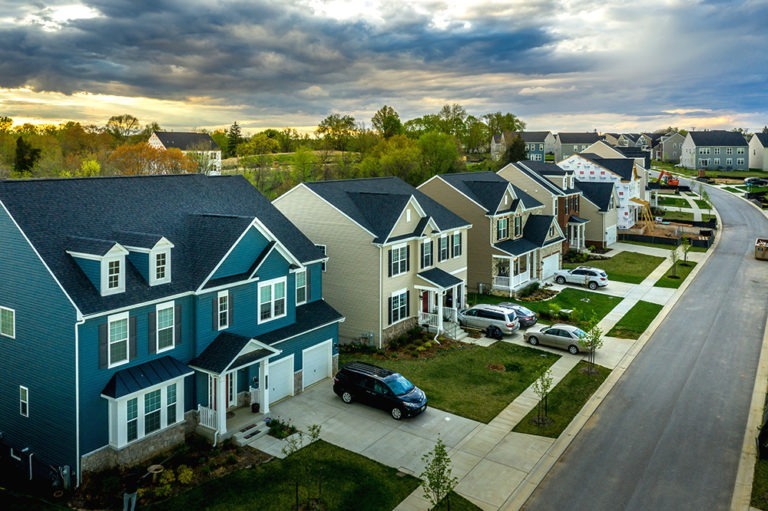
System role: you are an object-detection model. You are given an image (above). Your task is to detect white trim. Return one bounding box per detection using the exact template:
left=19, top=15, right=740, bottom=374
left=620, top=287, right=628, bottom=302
left=107, top=311, right=130, bottom=368
left=155, top=301, right=175, bottom=353
left=390, top=287, right=409, bottom=324
left=302, top=339, right=333, bottom=389
left=258, top=276, right=287, bottom=324
left=0, top=306, right=15, bottom=339
left=150, top=248, right=172, bottom=286
left=19, top=385, right=29, bottom=417
left=217, top=290, right=229, bottom=330
left=101, top=255, right=126, bottom=296
left=295, top=269, right=307, bottom=306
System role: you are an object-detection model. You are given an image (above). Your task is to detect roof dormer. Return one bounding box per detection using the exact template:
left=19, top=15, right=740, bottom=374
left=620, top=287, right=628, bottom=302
left=115, top=231, right=175, bottom=286
left=66, top=237, right=129, bottom=296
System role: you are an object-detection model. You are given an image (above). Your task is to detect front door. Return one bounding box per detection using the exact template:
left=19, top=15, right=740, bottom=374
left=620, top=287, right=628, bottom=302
left=421, top=290, right=429, bottom=313
left=226, top=372, right=237, bottom=408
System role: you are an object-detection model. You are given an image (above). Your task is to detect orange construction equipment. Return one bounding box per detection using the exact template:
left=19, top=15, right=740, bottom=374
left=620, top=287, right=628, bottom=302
left=657, top=170, right=680, bottom=187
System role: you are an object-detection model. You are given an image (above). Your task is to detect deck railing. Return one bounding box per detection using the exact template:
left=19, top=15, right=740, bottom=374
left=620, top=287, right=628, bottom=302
left=198, top=404, right=217, bottom=430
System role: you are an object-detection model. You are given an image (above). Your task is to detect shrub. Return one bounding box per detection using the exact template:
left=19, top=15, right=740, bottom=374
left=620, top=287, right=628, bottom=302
left=517, top=282, right=540, bottom=298
left=176, top=465, right=194, bottom=485
left=267, top=416, right=297, bottom=439
left=154, top=469, right=176, bottom=498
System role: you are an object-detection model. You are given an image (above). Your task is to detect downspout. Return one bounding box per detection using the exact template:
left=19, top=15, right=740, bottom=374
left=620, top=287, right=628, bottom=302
left=74, top=314, right=84, bottom=487
left=378, top=246, right=383, bottom=350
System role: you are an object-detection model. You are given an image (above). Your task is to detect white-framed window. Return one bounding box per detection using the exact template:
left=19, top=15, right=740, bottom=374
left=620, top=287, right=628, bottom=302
left=0, top=306, right=15, bottom=339
left=700, top=147, right=710, bottom=155
left=111, top=381, right=183, bottom=447
left=726, top=158, right=732, bottom=166
left=452, top=232, right=461, bottom=258
left=390, top=245, right=409, bottom=276
left=438, top=236, right=449, bottom=261
left=497, top=217, right=509, bottom=240
left=155, top=302, right=175, bottom=352
left=102, top=256, right=125, bottom=295
left=737, top=147, right=745, bottom=154
left=514, top=216, right=523, bottom=237
left=549, top=225, right=556, bottom=237
left=151, top=249, right=171, bottom=285
left=296, top=269, right=307, bottom=305
left=699, top=159, right=710, bottom=167
left=259, top=277, right=287, bottom=323
left=737, top=158, right=745, bottom=166
left=421, top=240, right=433, bottom=269
left=20, top=386, right=29, bottom=417
left=317, top=244, right=327, bottom=272
left=217, top=291, right=229, bottom=330
left=713, top=158, right=720, bottom=165
left=108, top=312, right=130, bottom=368
left=726, top=147, right=733, bottom=155
left=714, top=148, right=720, bottom=154
left=390, top=289, right=409, bottom=324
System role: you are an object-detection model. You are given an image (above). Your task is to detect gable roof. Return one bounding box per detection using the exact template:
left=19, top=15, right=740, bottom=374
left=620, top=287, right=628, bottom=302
left=613, top=147, right=650, bottom=169
left=511, top=131, right=551, bottom=143
left=752, top=133, right=768, bottom=147
left=574, top=180, right=615, bottom=212
left=433, top=171, right=543, bottom=214
left=153, top=131, right=219, bottom=151
left=505, top=161, right=570, bottom=197
left=688, top=130, right=748, bottom=147
left=557, top=132, right=603, bottom=144
left=579, top=154, right=636, bottom=181
left=0, top=174, right=322, bottom=315
left=494, top=214, right=563, bottom=255
left=304, top=177, right=470, bottom=244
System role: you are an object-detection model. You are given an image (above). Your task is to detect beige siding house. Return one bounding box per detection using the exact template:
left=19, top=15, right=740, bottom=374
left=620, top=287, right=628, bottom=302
left=573, top=181, right=619, bottom=248
left=418, top=172, right=564, bottom=297
left=274, top=177, right=471, bottom=348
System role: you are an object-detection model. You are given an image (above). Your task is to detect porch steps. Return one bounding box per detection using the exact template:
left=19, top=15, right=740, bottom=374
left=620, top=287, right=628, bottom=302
left=232, top=419, right=270, bottom=446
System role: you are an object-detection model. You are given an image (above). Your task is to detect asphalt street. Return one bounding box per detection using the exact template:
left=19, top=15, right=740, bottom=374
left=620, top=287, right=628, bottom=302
left=524, top=184, right=768, bottom=510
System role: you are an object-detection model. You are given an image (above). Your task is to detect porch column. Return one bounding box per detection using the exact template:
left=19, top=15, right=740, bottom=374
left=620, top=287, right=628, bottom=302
left=437, top=291, right=444, bottom=333
left=216, top=374, right=227, bottom=435
left=259, top=359, right=270, bottom=414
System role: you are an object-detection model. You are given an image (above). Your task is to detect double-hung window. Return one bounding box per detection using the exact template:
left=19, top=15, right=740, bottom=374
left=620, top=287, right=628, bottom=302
left=452, top=232, right=461, bottom=258
left=259, top=277, right=286, bottom=323
left=514, top=216, right=523, bottom=238
left=151, top=249, right=171, bottom=285
left=421, top=240, right=433, bottom=269
left=390, top=289, right=409, bottom=324
left=497, top=218, right=509, bottom=241
left=156, top=302, right=175, bottom=352
left=107, top=259, right=121, bottom=290
left=0, top=306, right=14, bottom=338
left=115, top=382, right=182, bottom=447
left=296, top=269, right=307, bottom=305
left=438, top=237, right=449, bottom=261
left=217, top=291, right=229, bottom=330
left=108, top=312, right=130, bottom=367
left=20, top=386, right=28, bottom=417
left=390, top=245, right=409, bottom=276
left=144, top=389, right=162, bottom=435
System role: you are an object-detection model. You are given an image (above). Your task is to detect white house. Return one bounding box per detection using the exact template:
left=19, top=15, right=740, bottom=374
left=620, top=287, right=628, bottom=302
left=148, top=131, right=222, bottom=175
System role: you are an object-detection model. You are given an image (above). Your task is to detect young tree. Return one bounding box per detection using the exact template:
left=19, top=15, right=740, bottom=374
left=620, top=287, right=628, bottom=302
left=226, top=122, right=243, bottom=158
left=371, top=105, right=403, bottom=139
left=579, top=320, right=604, bottom=375
left=14, top=136, right=41, bottom=175
left=681, top=237, right=692, bottom=264
left=281, top=424, right=322, bottom=510
left=532, top=368, right=554, bottom=426
left=502, top=134, right=527, bottom=164
left=420, top=436, right=458, bottom=510
left=669, top=244, right=679, bottom=278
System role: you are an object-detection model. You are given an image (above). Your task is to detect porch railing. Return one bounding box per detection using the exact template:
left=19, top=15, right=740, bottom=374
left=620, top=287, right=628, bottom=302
left=198, top=404, right=218, bottom=430
left=419, top=311, right=438, bottom=328
left=442, top=306, right=458, bottom=323
left=493, top=275, right=531, bottom=291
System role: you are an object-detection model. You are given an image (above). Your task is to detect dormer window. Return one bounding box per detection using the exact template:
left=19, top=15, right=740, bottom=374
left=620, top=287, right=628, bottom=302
left=150, top=248, right=171, bottom=285
left=101, top=246, right=128, bottom=296
left=107, top=259, right=121, bottom=290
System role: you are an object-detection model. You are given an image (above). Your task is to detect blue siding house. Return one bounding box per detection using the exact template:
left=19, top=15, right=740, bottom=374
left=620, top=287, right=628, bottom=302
left=0, top=174, right=343, bottom=487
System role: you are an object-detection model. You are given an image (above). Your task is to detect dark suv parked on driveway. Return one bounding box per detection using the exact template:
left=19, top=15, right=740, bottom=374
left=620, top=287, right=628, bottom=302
left=333, top=361, right=428, bottom=420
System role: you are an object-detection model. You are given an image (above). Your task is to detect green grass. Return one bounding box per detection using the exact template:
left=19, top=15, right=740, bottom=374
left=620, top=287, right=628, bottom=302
left=660, top=211, right=715, bottom=222
left=723, top=186, right=743, bottom=193
left=566, top=251, right=664, bottom=284
left=752, top=458, right=768, bottom=509
left=693, top=199, right=710, bottom=209
left=621, top=240, right=707, bottom=253
left=512, top=361, right=610, bottom=438
left=654, top=260, right=696, bottom=288
left=147, top=440, right=472, bottom=511
left=341, top=343, right=559, bottom=423
left=657, top=197, right=690, bottom=208
left=607, top=301, right=663, bottom=339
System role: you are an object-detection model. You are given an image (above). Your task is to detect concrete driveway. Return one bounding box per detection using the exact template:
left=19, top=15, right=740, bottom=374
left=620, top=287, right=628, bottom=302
left=252, top=381, right=482, bottom=477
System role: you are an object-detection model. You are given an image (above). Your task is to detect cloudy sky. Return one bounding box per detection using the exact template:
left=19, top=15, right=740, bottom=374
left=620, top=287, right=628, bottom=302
left=2, top=0, right=767, bottom=134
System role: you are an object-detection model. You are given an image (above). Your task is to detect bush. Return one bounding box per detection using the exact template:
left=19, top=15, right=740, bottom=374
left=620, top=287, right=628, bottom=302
left=176, top=465, right=194, bottom=485
left=266, top=417, right=297, bottom=439
left=517, top=282, right=540, bottom=298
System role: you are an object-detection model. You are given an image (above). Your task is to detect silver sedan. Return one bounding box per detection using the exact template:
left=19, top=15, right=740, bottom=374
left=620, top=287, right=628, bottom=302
left=524, top=323, right=587, bottom=354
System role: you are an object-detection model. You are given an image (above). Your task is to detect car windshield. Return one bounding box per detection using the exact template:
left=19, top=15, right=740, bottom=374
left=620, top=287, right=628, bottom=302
left=516, top=306, right=534, bottom=316
left=386, top=374, right=415, bottom=396
left=573, top=328, right=587, bottom=338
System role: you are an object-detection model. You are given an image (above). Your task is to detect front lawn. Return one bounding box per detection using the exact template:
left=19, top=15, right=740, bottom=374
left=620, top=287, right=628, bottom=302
left=621, top=240, right=708, bottom=253
left=148, top=440, right=479, bottom=511
left=607, top=301, right=663, bottom=339
left=694, top=199, right=710, bottom=209
left=752, top=458, right=768, bottom=509
left=654, top=261, right=696, bottom=288
left=340, top=343, right=559, bottom=423
left=566, top=251, right=664, bottom=284
left=512, top=361, right=610, bottom=438
left=657, top=196, right=690, bottom=208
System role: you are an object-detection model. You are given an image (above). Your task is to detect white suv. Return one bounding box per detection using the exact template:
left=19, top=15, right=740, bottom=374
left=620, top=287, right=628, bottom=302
left=553, top=266, right=608, bottom=290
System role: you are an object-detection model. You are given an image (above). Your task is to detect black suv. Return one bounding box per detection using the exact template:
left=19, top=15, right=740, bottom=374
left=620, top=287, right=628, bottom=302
left=333, top=362, right=428, bottom=420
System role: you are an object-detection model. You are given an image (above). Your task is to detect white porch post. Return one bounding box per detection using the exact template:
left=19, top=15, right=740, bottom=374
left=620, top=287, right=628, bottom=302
left=259, top=359, right=270, bottom=414
left=215, top=374, right=227, bottom=435
left=437, top=291, right=444, bottom=333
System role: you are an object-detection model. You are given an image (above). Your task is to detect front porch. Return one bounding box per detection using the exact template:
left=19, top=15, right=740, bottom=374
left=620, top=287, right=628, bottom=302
left=492, top=252, right=534, bottom=296
left=416, top=268, right=466, bottom=340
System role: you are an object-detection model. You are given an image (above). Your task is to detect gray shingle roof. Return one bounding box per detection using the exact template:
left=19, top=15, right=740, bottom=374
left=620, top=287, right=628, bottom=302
left=305, top=177, right=470, bottom=243
left=153, top=131, right=220, bottom=151
left=513, top=131, right=551, bottom=143
left=688, top=130, right=748, bottom=147
left=0, top=174, right=323, bottom=315
left=752, top=133, right=768, bottom=147
left=494, top=215, right=562, bottom=255
left=435, top=172, right=543, bottom=213
left=557, top=132, right=603, bottom=144
left=417, top=268, right=463, bottom=289
left=579, top=154, right=635, bottom=181
left=574, top=180, right=614, bottom=212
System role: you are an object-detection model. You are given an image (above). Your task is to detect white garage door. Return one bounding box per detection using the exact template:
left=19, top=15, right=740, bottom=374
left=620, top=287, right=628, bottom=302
left=302, top=340, right=332, bottom=389
left=605, top=226, right=617, bottom=246
left=541, top=253, right=560, bottom=281
left=268, top=356, right=294, bottom=404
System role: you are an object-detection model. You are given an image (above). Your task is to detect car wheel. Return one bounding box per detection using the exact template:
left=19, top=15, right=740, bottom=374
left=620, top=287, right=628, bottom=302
left=588, top=281, right=598, bottom=290
left=528, top=336, right=539, bottom=346
left=555, top=276, right=566, bottom=284
left=568, top=345, right=579, bottom=355
left=341, top=391, right=353, bottom=404
left=391, top=407, right=403, bottom=420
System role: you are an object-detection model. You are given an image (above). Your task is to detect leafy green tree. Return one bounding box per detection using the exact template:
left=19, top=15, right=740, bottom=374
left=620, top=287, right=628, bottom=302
left=78, top=159, right=101, bottom=177
left=238, top=133, right=280, bottom=156
left=105, top=114, right=140, bottom=141
left=483, top=111, right=525, bottom=136
left=210, top=129, right=228, bottom=154
left=502, top=134, right=527, bottom=164
left=0, top=116, right=12, bottom=132
left=420, top=436, right=458, bottom=511
left=404, top=114, right=443, bottom=139
left=359, top=135, right=422, bottom=184
left=438, top=104, right=467, bottom=140
left=316, top=114, right=356, bottom=151
left=226, top=122, right=243, bottom=158
left=418, top=132, right=461, bottom=177
left=579, top=319, right=604, bottom=375
left=464, top=115, right=490, bottom=154
left=14, top=136, right=41, bottom=175
left=532, top=368, right=554, bottom=426
left=371, top=105, right=403, bottom=139
left=681, top=237, right=692, bottom=264
left=291, top=145, right=319, bottom=183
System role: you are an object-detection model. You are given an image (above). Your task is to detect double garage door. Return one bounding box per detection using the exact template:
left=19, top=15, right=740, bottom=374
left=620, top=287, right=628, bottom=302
left=268, top=340, right=332, bottom=404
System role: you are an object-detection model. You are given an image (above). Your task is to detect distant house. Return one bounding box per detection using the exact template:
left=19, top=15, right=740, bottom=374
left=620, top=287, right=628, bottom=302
left=148, top=131, right=222, bottom=174
left=617, top=133, right=640, bottom=147
left=555, top=132, right=603, bottom=161
left=274, top=177, right=471, bottom=348
left=679, top=130, right=748, bottom=171
left=558, top=153, right=646, bottom=230
left=653, top=132, right=685, bottom=163
left=419, top=172, right=564, bottom=295
left=497, top=160, right=588, bottom=252
left=574, top=180, right=619, bottom=249
left=602, top=133, right=621, bottom=146
left=490, top=131, right=556, bottom=162
left=0, top=174, right=342, bottom=485
left=749, top=133, right=768, bottom=171
left=582, top=141, right=651, bottom=186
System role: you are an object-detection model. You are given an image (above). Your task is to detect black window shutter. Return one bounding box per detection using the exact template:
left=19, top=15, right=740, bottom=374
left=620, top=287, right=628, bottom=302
left=458, top=233, right=462, bottom=256
left=431, top=241, right=434, bottom=264
left=406, top=290, right=410, bottom=316
left=175, top=305, right=182, bottom=345
left=438, top=239, right=443, bottom=262
left=420, top=243, right=425, bottom=268
left=129, top=316, right=137, bottom=359
left=305, top=270, right=311, bottom=302
left=229, top=291, right=234, bottom=325
left=388, top=297, right=393, bottom=324
left=406, top=245, right=410, bottom=271
left=212, top=296, right=218, bottom=330
left=148, top=312, right=156, bottom=354
left=98, top=323, right=107, bottom=368
left=388, top=249, right=392, bottom=277
left=450, top=235, right=455, bottom=258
